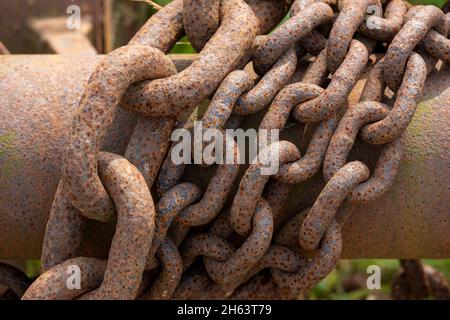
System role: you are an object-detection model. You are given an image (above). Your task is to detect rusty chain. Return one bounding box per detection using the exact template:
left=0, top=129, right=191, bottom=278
left=15, top=0, right=449, bottom=300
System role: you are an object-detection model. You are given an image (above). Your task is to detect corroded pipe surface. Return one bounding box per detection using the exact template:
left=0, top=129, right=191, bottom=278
left=0, top=54, right=449, bottom=259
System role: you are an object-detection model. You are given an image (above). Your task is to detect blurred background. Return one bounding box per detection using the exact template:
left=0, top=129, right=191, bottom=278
left=0, top=0, right=449, bottom=300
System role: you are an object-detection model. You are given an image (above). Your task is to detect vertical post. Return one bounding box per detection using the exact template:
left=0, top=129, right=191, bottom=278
left=103, top=0, right=114, bottom=53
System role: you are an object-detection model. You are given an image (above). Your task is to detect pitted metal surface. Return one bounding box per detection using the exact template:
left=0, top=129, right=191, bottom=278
left=290, top=0, right=328, bottom=56
left=300, top=162, right=370, bottom=251
left=121, top=0, right=259, bottom=117
left=175, top=157, right=241, bottom=227
left=294, top=37, right=375, bottom=123
left=142, top=238, right=183, bottom=300
left=180, top=233, right=235, bottom=273
left=204, top=199, right=273, bottom=286
left=235, top=47, right=298, bottom=115
left=204, top=70, right=254, bottom=128
left=246, top=0, right=289, bottom=35
left=22, top=258, right=106, bottom=300
left=361, top=52, right=427, bottom=145
left=358, top=0, right=406, bottom=41
left=183, top=0, right=220, bottom=52
left=146, top=183, right=201, bottom=269
left=62, top=46, right=176, bottom=220
left=252, top=2, right=334, bottom=75
left=172, top=267, right=212, bottom=300
left=230, top=141, right=300, bottom=235
left=1, top=55, right=448, bottom=262
left=272, top=220, right=342, bottom=295
left=323, top=101, right=389, bottom=181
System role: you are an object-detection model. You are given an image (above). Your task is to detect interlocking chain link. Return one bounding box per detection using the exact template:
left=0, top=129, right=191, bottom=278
left=18, top=0, right=450, bottom=300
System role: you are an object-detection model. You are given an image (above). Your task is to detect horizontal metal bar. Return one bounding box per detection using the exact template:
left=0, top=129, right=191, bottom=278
left=0, top=54, right=449, bottom=259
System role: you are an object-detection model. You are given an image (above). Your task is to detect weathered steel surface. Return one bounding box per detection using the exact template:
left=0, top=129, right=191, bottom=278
left=28, top=17, right=97, bottom=55
left=0, top=54, right=449, bottom=259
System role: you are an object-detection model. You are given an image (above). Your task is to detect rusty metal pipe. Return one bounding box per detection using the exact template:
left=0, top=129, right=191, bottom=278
left=0, top=54, right=449, bottom=259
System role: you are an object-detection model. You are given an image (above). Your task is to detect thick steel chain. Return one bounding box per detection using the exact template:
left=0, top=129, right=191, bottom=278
left=168, top=2, right=337, bottom=299
left=222, top=2, right=445, bottom=299
left=18, top=0, right=449, bottom=300
left=252, top=2, right=334, bottom=75
left=24, top=0, right=260, bottom=300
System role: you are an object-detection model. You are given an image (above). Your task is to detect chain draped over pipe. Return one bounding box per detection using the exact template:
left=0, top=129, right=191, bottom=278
left=15, top=0, right=450, bottom=300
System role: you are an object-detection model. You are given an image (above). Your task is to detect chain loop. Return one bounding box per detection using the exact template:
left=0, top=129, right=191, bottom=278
left=272, top=219, right=342, bottom=295
left=291, top=0, right=329, bottom=56
left=323, top=101, right=389, bottom=181
left=141, top=238, right=183, bottom=300
left=121, top=0, right=259, bottom=117
left=146, top=183, right=201, bottom=269
left=358, top=0, right=406, bottom=41
left=180, top=233, right=235, bottom=273
left=246, top=0, right=290, bottom=35
left=204, top=199, right=273, bottom=285
left=40, top=152, right=156, bottom=300
left=183, top=0, right=220, bottom=52
left=229, top=141, right=300, bottom=235
left=300, top=161, right=369, bottom=251
left=172, top=266, right=212, bottom=299
left=361, top=52, right=428, bottom=144
left=62, top=46, right=176, bottom=219
left=252, top=2, right=334, bottom=75
left=234, top=47, right=299, bottom=115
left=294, top=37, right=375, bottom=123
left=22, top=258, right=106, bottom=300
